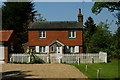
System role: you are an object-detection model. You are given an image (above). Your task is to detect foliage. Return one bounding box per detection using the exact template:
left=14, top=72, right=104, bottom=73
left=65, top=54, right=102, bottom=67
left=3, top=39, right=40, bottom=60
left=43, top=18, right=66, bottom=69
left=1, top=1, right=45, bottom=53
left=2, top=2, right=36, bottom=31
left=34, top=14, right=46, bottom=21
left=83, top=17, right=96, bottom=53
left=69, top=59, right=119, bottom=79
left=83, top=18, right=117, bottom=59
left=112, top=27, right=120, bottom=57
left=114, top=11, right=120, bottom=26
left=89, top=22, right=112, bottom=53
left=92, top=2, right=120, bottom=26
left=25, top=48, right=36, bottom=62
left=25, top=48, right=45, bottom=64
left=91, top=2, right=120, bottom=58
left=92, top=2, right=120, bottom=15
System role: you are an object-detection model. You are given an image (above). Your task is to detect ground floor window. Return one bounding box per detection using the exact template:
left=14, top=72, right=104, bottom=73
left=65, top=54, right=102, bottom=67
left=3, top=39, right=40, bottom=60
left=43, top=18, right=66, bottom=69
left=50, top=46, right=55, bottom=52
left=39, top=46, right=45, bottom=53
left=69, top=46, right=75, bottom=53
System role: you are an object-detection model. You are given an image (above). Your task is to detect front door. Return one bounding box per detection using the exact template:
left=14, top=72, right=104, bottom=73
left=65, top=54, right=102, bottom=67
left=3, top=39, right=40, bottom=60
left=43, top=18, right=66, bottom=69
left=56, top=46, right=62, bottom=54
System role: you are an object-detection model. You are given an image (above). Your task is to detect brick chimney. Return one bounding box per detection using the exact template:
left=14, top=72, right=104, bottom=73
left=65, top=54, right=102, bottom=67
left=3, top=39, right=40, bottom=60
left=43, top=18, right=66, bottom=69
left=78, top=8, right=83, bottom=22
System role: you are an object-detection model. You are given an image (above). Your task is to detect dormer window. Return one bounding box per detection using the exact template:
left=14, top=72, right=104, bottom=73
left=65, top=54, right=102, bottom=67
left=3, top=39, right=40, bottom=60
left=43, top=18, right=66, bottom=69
left=68, top=30, right=76, bottom=38
left=39, top=31, right=46, bottom=38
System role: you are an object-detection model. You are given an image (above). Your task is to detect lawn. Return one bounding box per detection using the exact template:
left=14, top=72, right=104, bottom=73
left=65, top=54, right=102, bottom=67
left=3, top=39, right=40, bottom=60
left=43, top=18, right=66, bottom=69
left=68, top=59, right=119, bottom=80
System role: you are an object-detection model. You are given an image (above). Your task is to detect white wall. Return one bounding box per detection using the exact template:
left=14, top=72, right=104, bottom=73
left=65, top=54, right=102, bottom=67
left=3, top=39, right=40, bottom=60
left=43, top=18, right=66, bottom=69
left=0, top=45, right=4, bottom=63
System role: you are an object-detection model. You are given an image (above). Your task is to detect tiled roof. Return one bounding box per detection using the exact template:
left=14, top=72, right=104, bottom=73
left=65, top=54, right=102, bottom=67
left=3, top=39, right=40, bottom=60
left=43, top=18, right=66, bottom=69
left=28, top=21, right=83, bottom=30
left=0, top=30, right=13, bottom=41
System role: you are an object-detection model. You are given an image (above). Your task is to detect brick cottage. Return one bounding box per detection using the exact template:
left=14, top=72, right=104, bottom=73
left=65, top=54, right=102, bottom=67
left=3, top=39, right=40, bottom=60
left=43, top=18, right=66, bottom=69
left=0, top=30, right=14, bottom=63
left=28, top=9, right=83, bottom=54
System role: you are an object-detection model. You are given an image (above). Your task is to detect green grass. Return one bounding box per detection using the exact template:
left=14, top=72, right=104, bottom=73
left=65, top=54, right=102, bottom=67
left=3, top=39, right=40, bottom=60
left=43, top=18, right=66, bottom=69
left=68, top=59, right=119, bottom=79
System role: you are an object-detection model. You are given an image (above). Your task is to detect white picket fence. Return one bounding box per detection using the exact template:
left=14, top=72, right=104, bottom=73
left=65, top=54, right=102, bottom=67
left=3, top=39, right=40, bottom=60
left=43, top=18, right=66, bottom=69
left=9, top=52, right=107, bottom=63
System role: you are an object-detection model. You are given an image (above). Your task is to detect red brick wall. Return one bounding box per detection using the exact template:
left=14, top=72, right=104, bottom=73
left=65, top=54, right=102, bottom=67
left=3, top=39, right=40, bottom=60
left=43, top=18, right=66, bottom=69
left=4, top=46, right=8, bottom=63
left=28, top=30, right=83, bottom=46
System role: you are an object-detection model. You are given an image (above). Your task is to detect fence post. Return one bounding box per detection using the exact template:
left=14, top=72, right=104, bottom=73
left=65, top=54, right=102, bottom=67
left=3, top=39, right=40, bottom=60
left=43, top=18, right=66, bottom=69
left=22, top=55, right=23, bottom=62
left=92, top=57, right=94, bottom=63
left=60, top=58, right=62, bottom=63
left=97, top=68, right=101, bottom=80
left=47, top=57, right=49, bottom=63
left=28, top=55, right=30, bottom=62
left=77, top=57, right=80, bottom=65
left=97, top=69, right=99, bottom=80
left=13, top=54, right=14, bottom=62
left=104, top=53, right=107, bottom=63
left=86, top=65, right=88, bottom=71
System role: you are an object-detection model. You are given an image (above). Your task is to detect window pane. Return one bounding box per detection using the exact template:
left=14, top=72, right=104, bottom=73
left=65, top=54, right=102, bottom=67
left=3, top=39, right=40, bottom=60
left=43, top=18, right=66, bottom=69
left=51, top=46, right=54, bottom=52
left=43, top=31, right=45, bottom=37
left=70, top=46, right=75, bottom=53
left=72, top=31, right=75, bottom=37
left=39, top=31, right=42, bottom=37
left=73, top=46, right=75, bottom=52
left=39, top=46, right=42, bottom=52
left=43, top=46, right=45, bottom=52
left=39, top=31, right=46, bottom=38
left=68, top=31, right=71, bottom=37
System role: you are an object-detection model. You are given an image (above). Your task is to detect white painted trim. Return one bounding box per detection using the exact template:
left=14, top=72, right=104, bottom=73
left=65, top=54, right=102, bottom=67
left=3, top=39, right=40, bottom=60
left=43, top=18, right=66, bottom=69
left=36, top=46, right=39, bottom=53
left=48, top=40, right=64, bottom=46
left=50, top=46, right=55, bottom=52
left=69, top=46, right=75, bottom=53
left=68, top=30, right=76, bottom=38
left=39, top=31, right=46, bottom=38
left=56, top=46, right=62, bottom=54
left=40, top=46, right=46, bottom=53
left=75, top=46, right=79, bottom=53
left=45, top=46, right=49, bottom=53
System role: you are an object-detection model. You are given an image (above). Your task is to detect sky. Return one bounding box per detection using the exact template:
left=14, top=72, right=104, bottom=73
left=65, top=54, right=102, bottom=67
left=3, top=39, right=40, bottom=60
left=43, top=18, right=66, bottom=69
left=34, top=2, right=118, bottom=33
left=0, top=1, right=118, bottom=33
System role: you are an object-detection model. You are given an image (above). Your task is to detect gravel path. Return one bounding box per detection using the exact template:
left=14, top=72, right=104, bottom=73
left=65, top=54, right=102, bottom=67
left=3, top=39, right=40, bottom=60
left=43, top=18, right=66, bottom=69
left=1, top=64, right=88, bottom=80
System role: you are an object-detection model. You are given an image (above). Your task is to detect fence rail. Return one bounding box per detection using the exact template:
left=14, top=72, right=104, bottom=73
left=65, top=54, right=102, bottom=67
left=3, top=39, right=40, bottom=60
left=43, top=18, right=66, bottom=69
left=9, top=52, right=107, bottom=63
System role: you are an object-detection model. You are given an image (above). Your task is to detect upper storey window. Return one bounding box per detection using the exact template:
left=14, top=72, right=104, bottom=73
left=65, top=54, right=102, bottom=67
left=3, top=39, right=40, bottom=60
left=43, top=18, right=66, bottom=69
left=39, top=31, right=46, bottom=39
left=68, top=30, right=76, bottom=38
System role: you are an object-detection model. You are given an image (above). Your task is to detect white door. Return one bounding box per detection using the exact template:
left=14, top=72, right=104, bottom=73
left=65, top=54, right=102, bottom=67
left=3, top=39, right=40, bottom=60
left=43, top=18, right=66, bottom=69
left=56, top=46, right=62, bottom=54
left=0, top=45, right=4, bottom=63
left=56, top=46, right=62, bottom=63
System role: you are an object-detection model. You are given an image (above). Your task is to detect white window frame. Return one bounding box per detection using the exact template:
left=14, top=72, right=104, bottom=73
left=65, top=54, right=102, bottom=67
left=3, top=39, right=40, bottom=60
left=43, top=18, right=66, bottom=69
left=39, top=46, right=45, bottom=53
left=51, top=46, right=54, bottom=52
left=68, top=30, right=76, bottom=38
left=39, top=31, right=46, bottom=38
left=69, top=46, right=75, bottom=53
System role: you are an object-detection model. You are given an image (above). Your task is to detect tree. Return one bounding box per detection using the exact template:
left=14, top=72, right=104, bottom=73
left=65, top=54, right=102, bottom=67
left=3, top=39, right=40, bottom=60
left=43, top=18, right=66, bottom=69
left=84, top=17, right=96, bottom=36
left=2, top=2, right=36, bottom=31
left=113, top=27, right=120, bottom=57
left=92, top=2, right=120, bottom=25
left=2, top=1, right=37, bottom=52
left=83, top=17, right=96, bottom=53
left=0, top=7, right=2, bottom=30
left=92, top=2, right=120, bottom=15
left=34, top=14, right=46, bottom=21
left=89, top=22, right=112, bottom=53
left=92, top=2, right=120, bottom=59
